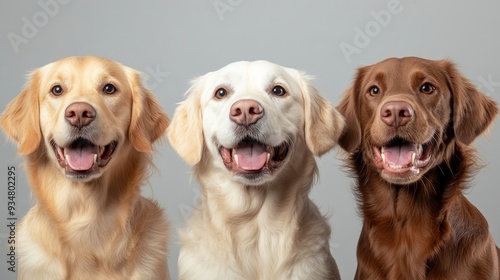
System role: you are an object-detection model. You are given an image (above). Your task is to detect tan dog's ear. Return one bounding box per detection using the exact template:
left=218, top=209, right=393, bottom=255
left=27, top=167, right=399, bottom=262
left=336, top=85, right=362, bottom=152
left=0, top=71, right=42, bottom=155
left=128, top=71, right=170, bottom=153
left=443, top=61, right=499, bottom=145
left=167, top=79, right=204, bottom=165
left=299, top=73, right=345, bottom=156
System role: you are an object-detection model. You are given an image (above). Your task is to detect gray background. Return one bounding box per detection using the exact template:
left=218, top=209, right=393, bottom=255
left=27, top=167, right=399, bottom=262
left=1, top=1, right=499, bottom=279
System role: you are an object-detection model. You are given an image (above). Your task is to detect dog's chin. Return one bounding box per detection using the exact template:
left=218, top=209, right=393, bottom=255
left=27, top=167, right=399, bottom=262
left=50, top=138, right=118, bottom=182
left=218, top=137, right=289, bottom=186
left=371, top=137, right=433, bottom=185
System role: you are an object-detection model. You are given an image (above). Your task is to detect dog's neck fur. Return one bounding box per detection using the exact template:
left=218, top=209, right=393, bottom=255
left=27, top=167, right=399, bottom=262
left=351, top=141, right=475, bottom=278
left=196, top=147, right=317, bottom=227
left=23, top=142, right=147, bottom=268
left=192, top=142, right=321, bottom=274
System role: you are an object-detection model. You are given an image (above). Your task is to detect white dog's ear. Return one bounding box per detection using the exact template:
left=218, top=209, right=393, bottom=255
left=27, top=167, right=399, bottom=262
left=167, top=79, right=204, bottom=165
left=128, top=70, right=170, bottom=153
left=0, top=70, right=42, bottom=155
left=299, top=73, right=345, bottom=156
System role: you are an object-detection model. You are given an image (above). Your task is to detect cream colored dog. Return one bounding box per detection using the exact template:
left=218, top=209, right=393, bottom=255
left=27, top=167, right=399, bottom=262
left=168, top=60, right=344, bottom=280
left=0, top=56, right=170, bottom=279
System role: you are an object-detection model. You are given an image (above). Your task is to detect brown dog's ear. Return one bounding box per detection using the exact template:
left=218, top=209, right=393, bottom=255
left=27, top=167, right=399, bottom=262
left=167, top=78, right=204, bottom=165
left=336, top=85, right=362, bottom=152
left=444, top=61, right=499, bottom=145
left=0, top=71, right=42, bottom=155
left=299, top=73, right=345, bottom=156
left=128, top=71, right=170, bottom=153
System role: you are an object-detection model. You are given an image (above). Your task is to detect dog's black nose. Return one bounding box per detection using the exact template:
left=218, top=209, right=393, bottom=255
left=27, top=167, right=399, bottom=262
left=65, top=102, right=96, bottom=128
left=380, top=101, right=413, bottom=127
left=230, top=99, right=264, bottom=126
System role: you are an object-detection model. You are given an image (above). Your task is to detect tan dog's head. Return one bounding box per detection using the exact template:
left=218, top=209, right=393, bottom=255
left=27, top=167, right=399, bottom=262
left=0, top=56, right=170, bottom=182
left=168, top=60, right=344, bottom=186
left=337, top=57, right=498, bottom=185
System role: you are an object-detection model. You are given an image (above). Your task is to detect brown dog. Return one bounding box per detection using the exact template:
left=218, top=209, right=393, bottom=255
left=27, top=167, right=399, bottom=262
left=0, top=56, right=170, bottom=279
left=337, top=57, right=499, bottom=279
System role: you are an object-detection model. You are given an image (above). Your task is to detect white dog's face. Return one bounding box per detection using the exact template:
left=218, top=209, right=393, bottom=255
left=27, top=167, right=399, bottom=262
left=201, top=61, right=304, bottom=184
left=0, top=56, right=169, bottom=182
left=168, top=60, right=345, bottom=186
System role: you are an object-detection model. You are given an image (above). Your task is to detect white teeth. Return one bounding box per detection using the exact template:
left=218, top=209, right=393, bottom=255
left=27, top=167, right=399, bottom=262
left=381, top=153, right=386, bottom=164
left=93, top=154, right=97, bottom=164
left=411, top=152, right=416, bottom=165
left=381, top=147, right=385, bottom=154
left=65, top=154, right=70, bottom=163
left=234, top=154, right=239, bottom=167
left=232, top=148, right=238, bottom=167
left=417, top=144, right=423, bottom=154
left=266, top=153, right=271, bottom=165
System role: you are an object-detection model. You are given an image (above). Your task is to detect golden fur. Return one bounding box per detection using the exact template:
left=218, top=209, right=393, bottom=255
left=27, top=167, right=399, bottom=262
left=0, top=56, right=170, bottom=280
left=168, top=61, right=344, bottom=279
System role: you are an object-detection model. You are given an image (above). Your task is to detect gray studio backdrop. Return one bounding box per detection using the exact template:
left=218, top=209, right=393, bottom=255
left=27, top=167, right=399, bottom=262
left=1, top=1, right=499, bottom=279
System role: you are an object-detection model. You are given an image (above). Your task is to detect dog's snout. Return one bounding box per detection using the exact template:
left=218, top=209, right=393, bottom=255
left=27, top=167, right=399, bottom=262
left=65, top=102, right=96, bottom=128
left=230, top=99, right=264, bottom=126
left=380, top=101, right=413, bottom=127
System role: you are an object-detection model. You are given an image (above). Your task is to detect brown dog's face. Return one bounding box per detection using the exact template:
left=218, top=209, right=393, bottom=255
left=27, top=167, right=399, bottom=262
left=0, top=56, right=169, bottom=182
left=338, top=57, right=498, bottom=185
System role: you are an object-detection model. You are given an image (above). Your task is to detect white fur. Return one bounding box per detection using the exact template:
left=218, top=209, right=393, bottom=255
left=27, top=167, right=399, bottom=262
left=168, top=61, right=344, bottom=279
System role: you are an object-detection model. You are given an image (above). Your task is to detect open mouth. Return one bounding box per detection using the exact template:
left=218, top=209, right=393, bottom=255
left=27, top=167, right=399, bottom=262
left=372, top=137, right=432, bottom=176
left=51, top=138, right=117, bottom=177
left=219, top=137, right=289, bottom=176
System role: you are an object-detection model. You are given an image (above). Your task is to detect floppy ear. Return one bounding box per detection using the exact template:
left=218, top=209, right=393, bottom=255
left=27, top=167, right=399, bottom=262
left=128, top=71, right=170, bottom=153
left=299, top=73, right=345, bottom=156
left=167, top=79, right=204, bottom=165
left=444, top=61, right=498, bottom=145
left=0, top=71, right=42, bottom=155
left=336, top=85, right=362, bottom=152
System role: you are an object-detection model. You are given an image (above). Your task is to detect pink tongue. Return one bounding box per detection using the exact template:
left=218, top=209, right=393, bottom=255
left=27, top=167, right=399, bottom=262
left=65, top=144, right=97, bottom=171
left=382, top=143, right=417, bottom=166
left=235, top=143, right=268, bottom=171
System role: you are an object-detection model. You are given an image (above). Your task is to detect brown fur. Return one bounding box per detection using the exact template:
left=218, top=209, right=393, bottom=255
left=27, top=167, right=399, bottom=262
left=337, top=57, right=500, bottom=279
left=0, top=56, right=170, bottom=280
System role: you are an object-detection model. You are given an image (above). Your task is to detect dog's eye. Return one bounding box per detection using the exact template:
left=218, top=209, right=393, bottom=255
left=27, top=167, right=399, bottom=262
left=369, top=86, right=380, bottom=96
left=103, top=84, right=116, bottom=94
left=214, top=88, right=228, bottom=99
left=420, top=83, right=435, bottom=94
left=51, top=85, right=63, bottom=96
left=271, top=85, right=287, bottom=96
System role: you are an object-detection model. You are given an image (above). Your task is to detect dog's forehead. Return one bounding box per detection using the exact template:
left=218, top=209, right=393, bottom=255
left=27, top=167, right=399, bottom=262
left=209, top=60, right=296, bottom=86
left=39, top=56, right=129, bottom=87
left=362, top=57, right=446, bottom=84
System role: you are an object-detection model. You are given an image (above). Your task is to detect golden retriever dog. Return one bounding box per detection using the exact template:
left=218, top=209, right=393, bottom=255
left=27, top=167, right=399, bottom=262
left=337, top=57, right=500, bottom=279
left=167, top=60, right=344, bottom=279
left=0, top=56, right=171, bottom=280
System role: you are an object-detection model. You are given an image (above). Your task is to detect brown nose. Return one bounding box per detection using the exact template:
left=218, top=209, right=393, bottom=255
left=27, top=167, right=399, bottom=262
left=230, top=99, right=264, bottom=126
left=380, top=101, right=413, bottom=127
left=65, top=102, right=96, bottom=128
